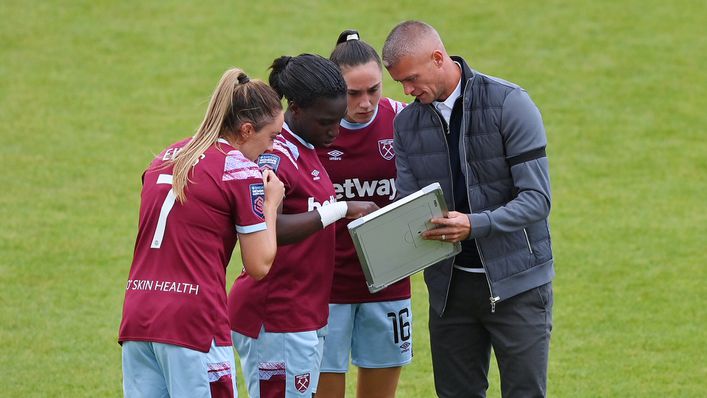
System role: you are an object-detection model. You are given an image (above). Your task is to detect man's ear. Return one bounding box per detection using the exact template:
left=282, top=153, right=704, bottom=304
left=432, top=50, right=444, bottom=67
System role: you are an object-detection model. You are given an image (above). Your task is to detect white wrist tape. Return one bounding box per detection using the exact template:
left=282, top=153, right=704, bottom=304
left=316, top=201, right=348, bottom=228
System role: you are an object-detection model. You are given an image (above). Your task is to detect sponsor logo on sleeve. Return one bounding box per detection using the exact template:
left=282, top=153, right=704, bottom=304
left=250, top=183, right=265, bottom=218
left=378, top=139, right=395, bottom=160
left=257, top=153, right=281, bottom=172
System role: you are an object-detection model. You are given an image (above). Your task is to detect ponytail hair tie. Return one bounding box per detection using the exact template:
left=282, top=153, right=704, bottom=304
left=237, top=73, right=250, bottom=84
left=336, top=29, right=361, bottom=45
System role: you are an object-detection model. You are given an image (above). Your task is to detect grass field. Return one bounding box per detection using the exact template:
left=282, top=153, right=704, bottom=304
left=1, top=0, right=705, bottom=396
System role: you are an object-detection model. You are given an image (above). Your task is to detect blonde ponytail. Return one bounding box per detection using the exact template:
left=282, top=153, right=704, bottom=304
left=170, top=68, right=282, bottom=203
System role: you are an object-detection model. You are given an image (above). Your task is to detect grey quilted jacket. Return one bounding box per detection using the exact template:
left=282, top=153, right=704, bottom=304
left=393, top=56, right=554, bottom=316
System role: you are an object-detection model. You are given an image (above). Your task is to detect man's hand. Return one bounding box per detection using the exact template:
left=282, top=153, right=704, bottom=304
left=421, top=211, right=471, bottom=243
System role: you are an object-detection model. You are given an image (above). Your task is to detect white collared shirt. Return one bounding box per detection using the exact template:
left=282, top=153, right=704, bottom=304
left=433, top=66, right=463, bottom=126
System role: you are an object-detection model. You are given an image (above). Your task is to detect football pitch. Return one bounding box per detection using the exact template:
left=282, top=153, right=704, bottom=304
left=0, top=1, right=705, bottom=396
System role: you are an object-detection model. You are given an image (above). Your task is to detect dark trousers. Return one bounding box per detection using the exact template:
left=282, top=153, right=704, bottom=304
left=429, top=270, right=553, bottom=398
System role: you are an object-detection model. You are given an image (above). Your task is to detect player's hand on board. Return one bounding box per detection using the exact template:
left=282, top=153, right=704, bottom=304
left=262, top=169, right=285, bottom=209
left=345, top=201, right=379, bottom=219
left=421, top=211, right=471, bottom=243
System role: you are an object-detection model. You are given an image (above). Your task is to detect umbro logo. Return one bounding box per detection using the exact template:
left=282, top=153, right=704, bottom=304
left=327, top=149, right=343, bottom=160
left=311, top=170, right=321, bottom=181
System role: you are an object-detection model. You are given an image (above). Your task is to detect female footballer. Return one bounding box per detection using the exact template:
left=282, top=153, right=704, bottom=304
left=119, top=68, right=286, bottom=397
left=315, top=30, right=410, bottom=398
left=228, top=54, right=377, bottom=398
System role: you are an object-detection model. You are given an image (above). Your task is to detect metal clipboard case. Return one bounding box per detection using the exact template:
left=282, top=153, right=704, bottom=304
left=347, top=182, right=462, bottom=293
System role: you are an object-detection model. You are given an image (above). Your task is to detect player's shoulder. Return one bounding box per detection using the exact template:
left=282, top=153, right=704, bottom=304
left=223, top=149, right=262, bottom=182
left=167, top=137, right=192, bottom=150
left=260, top=134, right=299, bottom=172
left=380, top=97, right=406, bottom=116
left=147, top=137, right=192, bottom=170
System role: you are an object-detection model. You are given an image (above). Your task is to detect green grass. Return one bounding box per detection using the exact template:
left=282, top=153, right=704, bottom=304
left=1, top=0, right=705, bottom=396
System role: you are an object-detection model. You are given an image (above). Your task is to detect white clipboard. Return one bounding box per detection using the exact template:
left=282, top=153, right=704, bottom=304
left=347, top=182, right=461, bottom=293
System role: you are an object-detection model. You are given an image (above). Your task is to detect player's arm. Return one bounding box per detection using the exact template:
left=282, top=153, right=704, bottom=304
left=238, top=170, right=285, bottom=280
left=470, top=88, right=551, bottom=239
left=392, top=115, right=418, bottom=200
left=276, top=201, right=379, bottom=245
left=424, top=89, right=550, bottom=242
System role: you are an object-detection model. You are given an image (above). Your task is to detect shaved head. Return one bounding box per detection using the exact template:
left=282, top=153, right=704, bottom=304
left=382, top=20, right=460, bottom=104
left=382, top=20, right=446, bottom=68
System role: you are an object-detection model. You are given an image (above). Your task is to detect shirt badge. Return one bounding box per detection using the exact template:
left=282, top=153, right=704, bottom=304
left=378, top=139, right=395, bottom=160
left=249, top=183, right=265, bottom=218
left=295, top=373, right=310, bottom=393
left=257, top=153, right=281, bottom=172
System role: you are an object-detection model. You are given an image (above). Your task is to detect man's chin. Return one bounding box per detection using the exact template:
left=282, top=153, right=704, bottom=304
left=415, top=94, right=433, bottom=104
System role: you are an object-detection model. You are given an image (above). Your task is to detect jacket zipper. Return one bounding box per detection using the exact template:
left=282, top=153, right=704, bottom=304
left=523, top=228, right=533, bottom=254
left=458, top=80, right=500, bottom=313
left=430, top=107, right=456, bottom=315
left=475, top=241, right=500, bottom=312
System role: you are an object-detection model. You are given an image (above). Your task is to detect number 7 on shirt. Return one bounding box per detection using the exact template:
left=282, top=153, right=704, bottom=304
left=150, top=174, right=176, bottom=249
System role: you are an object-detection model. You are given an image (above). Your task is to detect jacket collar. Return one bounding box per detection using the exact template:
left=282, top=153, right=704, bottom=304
left=450, top=55, right=475, bottom=91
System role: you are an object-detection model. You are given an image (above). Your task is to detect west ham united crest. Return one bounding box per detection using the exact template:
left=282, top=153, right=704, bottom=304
left=294, top=373, right=310, bottom=393
left=378, top=139, right=394, bottom=160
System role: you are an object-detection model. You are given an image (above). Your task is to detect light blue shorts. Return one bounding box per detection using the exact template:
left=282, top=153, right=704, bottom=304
left=232, top=326, right=327, bottom=397
left=320, top=299, right=413, bottom=372
left=122, top=340, right=237, bottom=398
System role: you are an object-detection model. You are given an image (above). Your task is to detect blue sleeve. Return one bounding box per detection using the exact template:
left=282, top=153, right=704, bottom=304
left=470, top=88, right=552, bottom=238
left=393, top=115, right=418, bottom=200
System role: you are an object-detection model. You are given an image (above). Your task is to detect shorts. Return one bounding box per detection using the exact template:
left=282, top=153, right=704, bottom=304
left=320, top=299, right=413, bottom=372
left=232, top=326, right=327, bottom=397
left=122, top=339, right=237, bottom=398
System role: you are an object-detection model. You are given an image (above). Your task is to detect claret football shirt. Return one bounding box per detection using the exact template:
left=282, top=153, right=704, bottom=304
left=119, top=138, right=267, bottom=352
left=229, top=124, right=338, bottom=338
left=316, top=98, right=411, bottom=303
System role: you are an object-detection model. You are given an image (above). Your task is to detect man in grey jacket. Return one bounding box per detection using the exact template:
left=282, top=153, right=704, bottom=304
left=382, top=21, right=554, bottom=398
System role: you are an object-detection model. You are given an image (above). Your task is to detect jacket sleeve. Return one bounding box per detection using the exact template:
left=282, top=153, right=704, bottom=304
left=393, top=117, right=417, bottom=200
left=469, top=87, right=552, bottom=238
